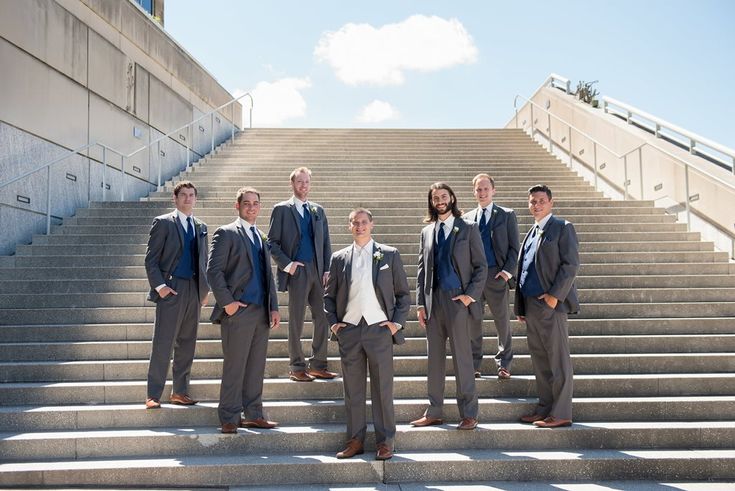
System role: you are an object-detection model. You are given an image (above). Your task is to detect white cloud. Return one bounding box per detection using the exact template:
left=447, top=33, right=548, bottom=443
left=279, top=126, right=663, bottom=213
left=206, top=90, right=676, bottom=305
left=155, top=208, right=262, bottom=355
left=234, top=77, right=311, bottom=127
left=357, top=100, right=400, bottom=123
left=314, top=15, right=478, bottom=86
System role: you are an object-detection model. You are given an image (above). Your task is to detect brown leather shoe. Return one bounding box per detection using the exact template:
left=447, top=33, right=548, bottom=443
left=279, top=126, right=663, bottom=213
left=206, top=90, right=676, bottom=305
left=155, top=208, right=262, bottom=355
left=221, top=422, right=239, bottom=434
left=169, top=393, right=198, bottom=405
left=240, top=418, right=278, bottom=429
left=307, top=368, right=338, bottom=379
left=145, top=398, right=161, bottom=409
left=410, top=416, right=443, bottom=427
left=534, top=416, right=572, bottom=428
left=336, top=438, right=364, bottom=459
left=375, top=443, right=394, bottom=460
left=520, top=413, right=546, bottom=424
left=457, top=417, right=478, bottom=430
left=497, top=367, right=511, bottom=379
left=289, top=371, right=315, bottom=382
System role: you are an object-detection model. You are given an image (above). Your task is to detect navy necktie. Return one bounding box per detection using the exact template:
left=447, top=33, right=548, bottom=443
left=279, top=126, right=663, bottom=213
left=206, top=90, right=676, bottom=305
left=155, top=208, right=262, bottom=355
left=250, top=226, right=261, bottom=251
left=479, top=208, right=488, bottom=230
left=438, top=223, right=446, bottom=248
left=303, top=203, right=309, bottom=217
left=185, top=217, right=193, bottom=239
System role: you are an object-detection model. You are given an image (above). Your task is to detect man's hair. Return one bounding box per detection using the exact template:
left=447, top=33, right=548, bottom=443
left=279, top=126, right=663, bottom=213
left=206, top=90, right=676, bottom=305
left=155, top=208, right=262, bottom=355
left=290, top=166, right=312, bottom=182
left=349, top=207, right=373, bottom=223
left=173, top=181, right=197, bottom=197
left=528, top=184, right=553, bottom=200
left=236, top=186, right=261, bottom=203
left=424, top=182, right=462, bottom=223
left=472, top=173, right=495, bottom=188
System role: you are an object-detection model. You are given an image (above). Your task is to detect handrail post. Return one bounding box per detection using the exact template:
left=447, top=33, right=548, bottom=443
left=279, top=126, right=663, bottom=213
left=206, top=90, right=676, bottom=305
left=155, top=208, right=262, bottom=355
left=249, top=104, right=253, bottom=129
left=186, top=125, right=191, bottom=169
left=46, top=166, right=52, bottom=235
left=547, top=113, right=552, bottom=151
left=593, top=142, right=599, bottom=191
left=514, top=108, right=518, bottom=129
left=231, top=103, right=235, bottom=141
left=211, top=113, right=215, bottom=153
left=102, top=146, right=107, bottom=201
left=157, top=140, right=163, bottom=192
left=121, top=156, right=126, bottom=201
left=638, top=147, right=644, bottom=199
left=684, top=163, right=691, bottom=231
left=567, top=126, right=573, bottom=168
left=530, top=104, right=534, bottom=138
left=623, top=154, right=629, bottom=200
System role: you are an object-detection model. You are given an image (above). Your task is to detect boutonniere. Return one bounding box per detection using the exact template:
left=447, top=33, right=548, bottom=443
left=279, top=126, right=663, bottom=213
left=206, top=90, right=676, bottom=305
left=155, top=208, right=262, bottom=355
left=259, top=231, right=268, bottom=242
left=492, top=207, right=498, bottom=215
left=452, top=226, right=459, bottom=234
left=309, top=205, right=318, bottom=215
left=373, top=250, right=384, bottom=263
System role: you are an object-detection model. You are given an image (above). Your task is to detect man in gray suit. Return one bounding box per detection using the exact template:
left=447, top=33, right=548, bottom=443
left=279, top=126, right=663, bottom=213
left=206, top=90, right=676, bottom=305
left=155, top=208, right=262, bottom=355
left=516, top=184, right=579, bottom=428
left=462, top=174, right=519, bottom=379
left=324, top=208, right=410, bottom=461
left=207, top=187, right=281, bottom=434
left=411, top=183, right=487, bottom=430
left=268, top=167, right=336, bottom=382
left=144, top=181, right=209, bottom=409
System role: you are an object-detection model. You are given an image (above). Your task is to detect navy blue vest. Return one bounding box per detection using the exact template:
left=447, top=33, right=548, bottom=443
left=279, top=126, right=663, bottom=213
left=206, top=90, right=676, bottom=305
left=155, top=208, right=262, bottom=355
left=240, top=231, right=266, bottom=306
left=294, top=205, right=315, bottom=263
left=478, top=215, right=497, bottom=268
left=520, top=252, right=544, bottom=298
left=433, top=226, right=461, bottom=291
left=173, top=218, right=197, bottom=279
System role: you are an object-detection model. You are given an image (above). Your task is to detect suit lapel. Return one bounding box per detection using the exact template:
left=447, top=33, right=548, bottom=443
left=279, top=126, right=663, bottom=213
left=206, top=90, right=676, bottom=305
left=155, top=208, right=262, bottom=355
left=424, top=227, right=434, bottom=276
left=372, top=243, right=381, bottom=287
left=289, top=202, right=301, bottom=229
left=172, top=212, right=185, bottom=249
left=236, top=222, right=254, bottom=267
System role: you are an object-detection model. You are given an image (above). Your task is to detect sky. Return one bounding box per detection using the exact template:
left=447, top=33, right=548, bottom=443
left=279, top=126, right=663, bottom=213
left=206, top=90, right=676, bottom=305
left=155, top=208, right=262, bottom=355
left=165, top=0, right=735, bottom=148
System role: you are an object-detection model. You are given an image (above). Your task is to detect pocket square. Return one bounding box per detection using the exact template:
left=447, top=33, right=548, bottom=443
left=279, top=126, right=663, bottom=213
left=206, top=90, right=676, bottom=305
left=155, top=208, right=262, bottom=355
left=380, top=264, right=390, bottom=270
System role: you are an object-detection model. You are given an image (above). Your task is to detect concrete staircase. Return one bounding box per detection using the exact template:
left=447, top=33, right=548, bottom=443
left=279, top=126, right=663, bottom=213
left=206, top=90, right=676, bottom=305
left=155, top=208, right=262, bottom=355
left=1, top=128, right=734, bottom=488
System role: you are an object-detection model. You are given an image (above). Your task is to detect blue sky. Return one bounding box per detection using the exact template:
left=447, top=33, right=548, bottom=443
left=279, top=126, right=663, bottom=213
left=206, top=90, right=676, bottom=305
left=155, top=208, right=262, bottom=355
left=165, top=0, right=735, bottom=148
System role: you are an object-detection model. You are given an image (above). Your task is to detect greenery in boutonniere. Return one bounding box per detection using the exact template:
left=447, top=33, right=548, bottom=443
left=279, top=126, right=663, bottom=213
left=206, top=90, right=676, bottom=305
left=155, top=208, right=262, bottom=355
left=452, top=226, right=459, bottom=234
left=373, top=250, right=384, bottom=263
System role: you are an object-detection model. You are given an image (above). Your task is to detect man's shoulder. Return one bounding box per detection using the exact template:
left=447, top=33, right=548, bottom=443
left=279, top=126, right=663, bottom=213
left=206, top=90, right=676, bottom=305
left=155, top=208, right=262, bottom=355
left=272, top=200, right=292, bottom=210
left=153, top=211, right=176, bottom=222
left=461, top=208, right=477, bottom=220
left=494, top=203, right=515, bottom=215
left=333, top=245, right=352, bottom=258
left=375, top=242, right=398, bottom=254
left=215, top=220, right=239, bottom=234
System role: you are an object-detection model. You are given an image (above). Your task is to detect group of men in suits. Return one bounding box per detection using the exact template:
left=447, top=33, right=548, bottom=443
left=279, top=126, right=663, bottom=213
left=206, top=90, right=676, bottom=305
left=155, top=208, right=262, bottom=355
left=142, top=170, right=580, bottom=461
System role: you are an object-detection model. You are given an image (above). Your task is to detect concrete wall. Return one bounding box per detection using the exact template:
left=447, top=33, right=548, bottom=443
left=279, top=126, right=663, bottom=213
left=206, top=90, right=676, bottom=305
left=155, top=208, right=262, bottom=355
left=507, top=86, right=735, bottom=257
left=0, top=0, right=243, bottom=255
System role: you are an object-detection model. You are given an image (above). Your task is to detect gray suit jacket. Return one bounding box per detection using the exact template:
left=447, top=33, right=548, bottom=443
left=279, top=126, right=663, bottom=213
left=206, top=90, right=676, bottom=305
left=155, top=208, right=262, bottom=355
left=514, top=215, right=580, bottom=316
left=267, top=199, right=332, bottom=292
left=206, top=220, right=279, bottom=324
left=144, top=211, right=209, bottom=303
left=324, top=242, right=410, bottom=345
left=462, top=204, right=520, bottom=276
left=416, top=218, right=488, bottom=320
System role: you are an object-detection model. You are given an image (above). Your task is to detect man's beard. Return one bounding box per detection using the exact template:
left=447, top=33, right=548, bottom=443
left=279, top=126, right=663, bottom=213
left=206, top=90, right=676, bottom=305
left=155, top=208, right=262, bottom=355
left=433, top=203, right=450, bottom=215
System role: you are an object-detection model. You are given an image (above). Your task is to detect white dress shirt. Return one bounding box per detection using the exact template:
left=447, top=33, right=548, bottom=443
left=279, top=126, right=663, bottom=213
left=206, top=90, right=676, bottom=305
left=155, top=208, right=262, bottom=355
left=342, top=240, right=388, bottom=326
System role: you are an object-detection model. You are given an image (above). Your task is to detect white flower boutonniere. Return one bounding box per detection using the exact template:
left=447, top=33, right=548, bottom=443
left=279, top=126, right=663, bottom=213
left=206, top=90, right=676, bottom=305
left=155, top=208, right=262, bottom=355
left=453, top=226, right=459, bottom=234
left=260, top=231, right=268, bottom=242
left=373, top=250, right=384, bottom=263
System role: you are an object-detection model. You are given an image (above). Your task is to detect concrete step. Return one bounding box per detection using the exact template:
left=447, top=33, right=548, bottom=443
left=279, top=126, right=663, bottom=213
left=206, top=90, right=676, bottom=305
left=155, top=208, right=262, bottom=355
left=77, top=205, right=666, bottom=217
left=2, top=333, right=731, bottom=364
left=2, top=352, right=733, bottom=382
left=2, top=448, right=734, bottom=487
left=3, top=285, right=734, bottom=310
left=2, top=300, right=735, bottom=324
left=3, top=396, right=734, bottom=432
left=3, top=421, right=734, bottom=463
left=2, top=317, right=732, bottom=344
left=2, top=373, right=734, bottom=406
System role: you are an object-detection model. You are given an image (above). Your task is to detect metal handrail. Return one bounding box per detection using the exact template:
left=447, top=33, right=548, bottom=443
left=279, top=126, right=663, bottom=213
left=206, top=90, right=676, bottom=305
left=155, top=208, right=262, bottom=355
left=512, top=93, right=735, bottom=243
left=0, top=92, right=252, bottom=238
left=603, top=96, right=735, bottom=173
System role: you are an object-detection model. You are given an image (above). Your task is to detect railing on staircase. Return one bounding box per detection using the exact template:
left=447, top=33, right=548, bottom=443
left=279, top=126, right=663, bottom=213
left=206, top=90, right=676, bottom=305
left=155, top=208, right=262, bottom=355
left=512, top=93, right=735, bottom=259
left=0, top=92, right=253, bottom=240
left=603, top=96, right=735, bottom=174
